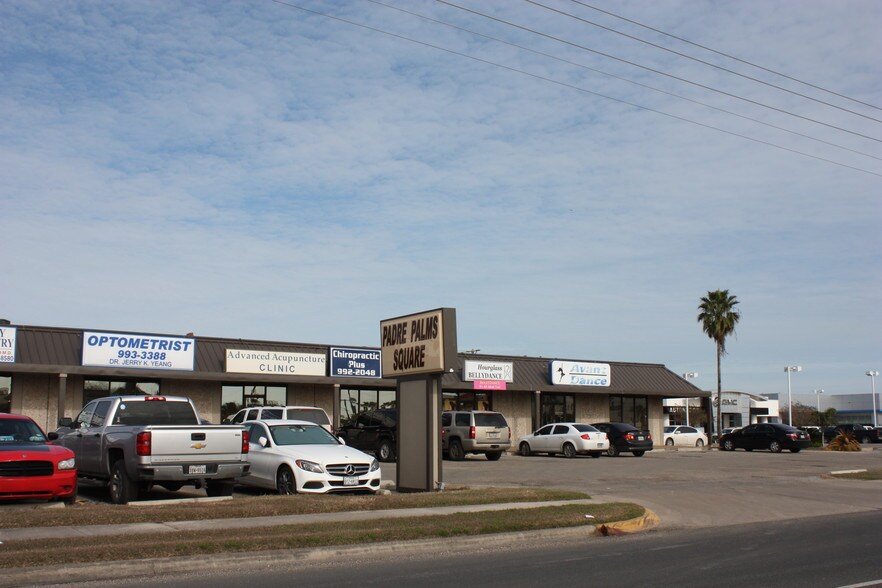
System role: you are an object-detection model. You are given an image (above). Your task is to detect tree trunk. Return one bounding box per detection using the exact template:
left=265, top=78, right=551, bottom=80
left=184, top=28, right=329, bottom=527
left=716, top=341, right=723, bottom=442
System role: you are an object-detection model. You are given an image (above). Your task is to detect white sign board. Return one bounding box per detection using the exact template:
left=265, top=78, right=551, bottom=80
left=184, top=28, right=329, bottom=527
left=550, top=360, right=611, bottom=387
left=463, top=360, right=513, bottom=382
left=0, top=326, right=16, bottom=363
left=82, top=331, right=195, bottom=371
left=226, top=349, right=326, bottom=376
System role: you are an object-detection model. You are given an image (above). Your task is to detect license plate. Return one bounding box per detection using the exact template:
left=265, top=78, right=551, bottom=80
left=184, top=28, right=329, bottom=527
left=637, top=436, right=644, bottom=441
left=487, top=432, right=500, bottom=439
left=343, top=476, right=358, bottom=486
left=598, top=443, right=605, bottom=448
left=188, top=465, right=207, bottom=475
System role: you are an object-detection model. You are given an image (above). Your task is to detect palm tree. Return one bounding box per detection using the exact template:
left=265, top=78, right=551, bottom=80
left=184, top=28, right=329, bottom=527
left=697, top=289, right=741, bottom=441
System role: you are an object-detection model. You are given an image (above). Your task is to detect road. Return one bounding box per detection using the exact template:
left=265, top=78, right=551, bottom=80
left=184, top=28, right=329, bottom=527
left=58, top=510, right=882, bottom=588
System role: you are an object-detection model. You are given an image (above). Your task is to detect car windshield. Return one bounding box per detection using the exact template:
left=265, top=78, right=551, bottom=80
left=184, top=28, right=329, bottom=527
left=270, top=424, right=339, bottom=446
left=474, top=413, right=507, bottom=427
left=0, top=419, right=47, bottom=444
left=573, top=424, right=600, bottom=433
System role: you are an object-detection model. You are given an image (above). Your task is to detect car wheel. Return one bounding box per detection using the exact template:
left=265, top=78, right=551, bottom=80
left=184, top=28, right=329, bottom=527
left=606, top=444, right=620, bottom=457
left=665, top=438, right=674, bottom=446
left=769, top=440, right=783, bottom=453
left=377, top=440, right=396, bottom=463
left=160, top=483, right=183, bottom=492
left=109, top=460, right=140, bottom=505
left=562, top=443, right=577, bottom=458
left=632, top=450, right=645, bottom=457
left=519, top=442, right=532, bottom=457
left=448, top=439, right=465, bottom=461
left=206, top=481, right=235, bottom=497
left=789, top=448, right=801, bottom=453
left=695, top=439, right=705, bottom=448
left=722, top=439, right=735, bottom=451
left=276, top=465, right=297, bottom=495
left=590, top=452, right=602, bottom=458
left=485, top=452, right=502, bottom=461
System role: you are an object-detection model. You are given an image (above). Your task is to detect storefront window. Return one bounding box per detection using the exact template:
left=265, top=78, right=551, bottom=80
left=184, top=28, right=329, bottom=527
left=83, top=379, right=160, bottom=406
left=442, top=391, right=491, bottom=411
left=221, top=385, right=286, bottom=422
left=0, top=375, right=11, bottom=413
left=610, top=395, right=648, bottom=430
left=540, top=393, right=574, bottom=426
left=340, top=388, right=395, bottom=426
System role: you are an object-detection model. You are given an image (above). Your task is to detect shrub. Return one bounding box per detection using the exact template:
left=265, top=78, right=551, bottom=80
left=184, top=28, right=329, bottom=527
left=825, top=431, right=862, bottom=451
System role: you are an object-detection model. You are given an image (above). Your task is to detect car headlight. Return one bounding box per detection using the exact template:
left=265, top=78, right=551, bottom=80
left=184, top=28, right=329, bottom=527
left=295, top=459, right=324, bottom=474
left=370, top=458, right=380, bottom=472
left=58, top=458, right=76, bottom=470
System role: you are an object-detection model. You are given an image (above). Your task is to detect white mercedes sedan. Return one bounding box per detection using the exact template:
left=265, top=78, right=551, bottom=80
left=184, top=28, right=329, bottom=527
left=517, top=423, right=607, bottom=458
left=240, top=420, right=381, bottom=494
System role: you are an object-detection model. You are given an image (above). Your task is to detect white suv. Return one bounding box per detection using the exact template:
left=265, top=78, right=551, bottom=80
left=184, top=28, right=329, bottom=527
left=226, top=406, right=333, bottom=433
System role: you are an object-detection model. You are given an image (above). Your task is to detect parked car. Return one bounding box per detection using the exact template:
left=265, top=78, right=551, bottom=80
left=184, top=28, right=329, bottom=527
left=663, top=425, right=708, bottom=448
left=55, top=395, right=250, bottom=504
left=0, top=413, right=77, bottom=504
left=226, top=406, right=333, bottom=434
left=337, top=409, right=397, bottom=462
left=517, top=423, right=607, bottom=458
left=239, top=420, right=380, bottom=494
left=719, top=423, right=811, bottom=453
left=822, top=424, right=880, bottom=444
left=590, top=422, right=653, bottom=457
left=442, top=410, right=511, bottom=461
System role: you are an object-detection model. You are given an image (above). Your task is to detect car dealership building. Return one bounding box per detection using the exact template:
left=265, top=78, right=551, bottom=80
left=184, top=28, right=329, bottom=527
left=0, top=322, right=708, bottom=444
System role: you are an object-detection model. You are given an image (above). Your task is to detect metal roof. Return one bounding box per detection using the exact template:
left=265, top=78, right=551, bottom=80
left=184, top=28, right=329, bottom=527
left=4, top=324, right=707, bottom=398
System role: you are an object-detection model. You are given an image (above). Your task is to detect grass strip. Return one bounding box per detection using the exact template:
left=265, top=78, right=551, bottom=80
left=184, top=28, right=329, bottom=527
left=0, top=503, right=642, bottom=569
left=1, top=486, right=588, bottom=529
left=830, top=468, right=882, bottom=480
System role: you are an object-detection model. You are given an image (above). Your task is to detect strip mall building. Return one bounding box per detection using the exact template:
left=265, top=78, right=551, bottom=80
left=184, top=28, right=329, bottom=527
left=0, top=322, right=708, bottom=444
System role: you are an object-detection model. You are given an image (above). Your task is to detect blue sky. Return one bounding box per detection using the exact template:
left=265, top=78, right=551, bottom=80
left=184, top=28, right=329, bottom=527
left=2, top=0, right=880, bottom=398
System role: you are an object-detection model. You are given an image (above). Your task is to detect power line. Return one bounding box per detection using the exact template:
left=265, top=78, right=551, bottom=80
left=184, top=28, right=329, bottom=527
left=367, top=0, right=880, bottom=163
left=266, top=0, right=881, bottom=178
left=525, top=0, right=882, bottom=124
left=568, top=0, right=882, bottom=113
left=434, top=0, right=882, bottom=144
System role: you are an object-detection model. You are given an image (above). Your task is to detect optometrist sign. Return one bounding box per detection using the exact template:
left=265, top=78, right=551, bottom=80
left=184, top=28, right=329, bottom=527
left=82, top=331, right=195, bottom=371
left=550, top=360, right=611, bottom=387
left=226, top=349, right=326, bottom=376
left=0, top=326, right=16, bottom=363
left=380, top=308, right=457, bottom=377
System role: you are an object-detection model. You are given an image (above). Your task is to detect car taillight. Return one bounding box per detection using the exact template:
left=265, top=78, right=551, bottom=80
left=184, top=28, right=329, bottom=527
left=507, top=427, right=511, bottom=440
left=136, top=431, right=151, bottom=456
left=625, top=433, right=635, bottom=441
left=242, top=430, right=250, bottom=454
left=786, top=433, right=797, bottom=440
left=143, top=396, right=166, bottom=401
left=469, top=426, right=476, bottom=440
left=646, top=433, right=652, bottom=440
left=581, top=434, right=591, bottom=440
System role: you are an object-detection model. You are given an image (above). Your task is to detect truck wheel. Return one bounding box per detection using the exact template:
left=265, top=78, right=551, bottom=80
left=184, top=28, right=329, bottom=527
left=448, top=439, right=465, bottom=461
left=485, top=452, right=502, bottom=461
left=110, top=460, right=140, bottom=505
left=377, top=440, right=396, bottom=462
left=206, top=481, right=235, bottom=497
left=276, top=465, right=297, bottom=495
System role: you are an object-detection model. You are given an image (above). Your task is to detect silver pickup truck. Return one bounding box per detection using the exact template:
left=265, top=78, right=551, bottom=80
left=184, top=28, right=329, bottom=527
left=55, top=395, right=250, bottom=504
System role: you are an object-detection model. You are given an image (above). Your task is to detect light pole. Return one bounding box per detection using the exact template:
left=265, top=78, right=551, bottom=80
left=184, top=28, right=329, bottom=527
left=867, top=370, right=879, bottom=428
left=682, top=372, right=698, bottom=426
left=784, top=366, right=802, bottom=425
left=814, top=389, right=824, bottom=426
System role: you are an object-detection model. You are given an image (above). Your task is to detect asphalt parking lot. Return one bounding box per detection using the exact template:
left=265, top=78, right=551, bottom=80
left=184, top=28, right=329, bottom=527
left=67, top=447, right=882, bottom=531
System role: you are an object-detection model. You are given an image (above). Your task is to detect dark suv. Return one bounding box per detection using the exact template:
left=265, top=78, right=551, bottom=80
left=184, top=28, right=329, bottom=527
left=337, top=409, right=397, bottom=462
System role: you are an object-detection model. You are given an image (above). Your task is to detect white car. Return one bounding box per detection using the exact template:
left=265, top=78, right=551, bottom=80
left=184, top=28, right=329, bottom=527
left=240, top=420, right=381, bottom=494
left=663, top=425, right=708, bottom=448
left=517, top=423, right=607, bottom=458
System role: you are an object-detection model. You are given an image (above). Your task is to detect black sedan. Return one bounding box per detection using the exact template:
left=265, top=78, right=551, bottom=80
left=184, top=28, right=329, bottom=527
left=719, top=423, right=811, bottom=453
left=591, top=422, right=653, bottom=457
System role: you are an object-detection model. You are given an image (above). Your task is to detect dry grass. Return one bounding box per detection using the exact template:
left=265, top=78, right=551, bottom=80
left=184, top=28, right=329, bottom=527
left=825, top=432, right=862, bottom=452
left=830, top=469, right=882, bottom=480
left=0, top=502, right=642, bottom=569
left=1, top=486, right=587, bottom=529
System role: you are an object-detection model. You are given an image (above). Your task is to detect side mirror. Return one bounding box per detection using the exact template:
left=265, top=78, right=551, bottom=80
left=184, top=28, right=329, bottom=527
left=47, top=432, right=59, bottom=441
left=337, top=437, right=346, bottom=445
left=258, top=436, right=268, bottom=447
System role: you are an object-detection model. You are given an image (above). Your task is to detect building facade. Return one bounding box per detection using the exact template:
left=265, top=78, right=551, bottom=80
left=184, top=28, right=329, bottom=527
left=0, top=323, right=708, bottom=445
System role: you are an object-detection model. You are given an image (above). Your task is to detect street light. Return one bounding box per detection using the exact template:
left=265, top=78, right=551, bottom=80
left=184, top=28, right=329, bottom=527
left=814, top=389, right=824, bottom=426
left=784, top=366, right=802, bottom=426
left=682, top=372, right=698, bottom=426
left=867, top=370, right=879, bottom=428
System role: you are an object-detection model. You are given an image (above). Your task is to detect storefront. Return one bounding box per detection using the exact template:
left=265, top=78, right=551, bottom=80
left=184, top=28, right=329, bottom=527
left=0, top=323, right=707, bottom=443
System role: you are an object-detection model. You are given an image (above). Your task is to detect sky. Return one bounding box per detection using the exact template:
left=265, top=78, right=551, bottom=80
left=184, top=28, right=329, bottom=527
left=2, top=0, right=880, bottom=398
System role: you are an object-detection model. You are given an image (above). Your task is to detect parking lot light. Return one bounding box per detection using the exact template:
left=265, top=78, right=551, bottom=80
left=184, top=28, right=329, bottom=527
left=867, top=371, right=879, bottom=428
left=785, top=366, right=802, bottom=426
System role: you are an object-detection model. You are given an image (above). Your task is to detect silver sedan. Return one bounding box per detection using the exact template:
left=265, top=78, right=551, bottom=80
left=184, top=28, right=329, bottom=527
left=517, top=423, right=607, bottom=458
